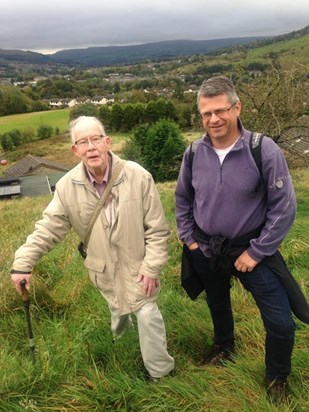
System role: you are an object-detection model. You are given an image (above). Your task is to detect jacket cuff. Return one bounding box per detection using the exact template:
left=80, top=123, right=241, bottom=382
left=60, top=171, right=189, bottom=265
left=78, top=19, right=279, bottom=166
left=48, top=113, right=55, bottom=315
left=10, top=269, right=32, bottom=275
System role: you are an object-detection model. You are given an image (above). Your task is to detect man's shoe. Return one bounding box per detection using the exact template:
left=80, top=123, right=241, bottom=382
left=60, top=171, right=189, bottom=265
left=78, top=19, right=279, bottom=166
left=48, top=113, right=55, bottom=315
left=199, top=344, right=235, bottom=366
left=265, top=378, right=289, bottom=404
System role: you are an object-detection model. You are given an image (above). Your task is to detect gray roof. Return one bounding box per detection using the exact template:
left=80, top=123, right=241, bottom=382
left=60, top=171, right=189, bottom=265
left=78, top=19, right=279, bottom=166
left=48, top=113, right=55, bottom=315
left=277, top=115, right=309, bottom=157
left=3, top=155, right=70, bottom=178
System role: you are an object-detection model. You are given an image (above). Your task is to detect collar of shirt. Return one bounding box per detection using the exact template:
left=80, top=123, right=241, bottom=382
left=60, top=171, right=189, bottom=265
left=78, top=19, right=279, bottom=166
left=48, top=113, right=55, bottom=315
left=86, top=162, right=110, bottom=197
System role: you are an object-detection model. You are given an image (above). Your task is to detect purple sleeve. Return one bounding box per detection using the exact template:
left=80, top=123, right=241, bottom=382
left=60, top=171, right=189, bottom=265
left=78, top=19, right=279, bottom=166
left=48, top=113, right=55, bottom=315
left=248, top=140, right=297, bottom=261
left=175, top=148, right=196, bottom=246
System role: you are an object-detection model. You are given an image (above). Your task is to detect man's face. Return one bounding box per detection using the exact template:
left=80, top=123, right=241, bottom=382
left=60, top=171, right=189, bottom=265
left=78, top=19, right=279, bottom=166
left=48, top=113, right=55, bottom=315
left=199, top=94, right=241, bottom=145
left=71, top=123, right=111, bottom=175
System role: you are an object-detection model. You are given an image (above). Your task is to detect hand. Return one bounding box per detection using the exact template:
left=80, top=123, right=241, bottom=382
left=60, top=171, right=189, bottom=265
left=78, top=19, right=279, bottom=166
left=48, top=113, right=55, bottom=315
left=11, top=274, right=32, bottom=295
left=188, top=242, right=199, bottom=250
left=136, top=274, right=159, bottom=297
left=234, top=251, right=258, bottom=273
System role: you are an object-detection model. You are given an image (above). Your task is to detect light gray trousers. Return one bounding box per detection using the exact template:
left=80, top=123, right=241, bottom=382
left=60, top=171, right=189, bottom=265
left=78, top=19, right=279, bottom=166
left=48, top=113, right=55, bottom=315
left=110, top=301, right=175, bottom=378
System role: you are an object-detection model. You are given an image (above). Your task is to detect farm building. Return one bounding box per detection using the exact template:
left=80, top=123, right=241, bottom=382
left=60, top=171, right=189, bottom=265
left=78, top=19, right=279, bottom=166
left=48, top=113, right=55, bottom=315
left=0, top=155, right=70, bottom=199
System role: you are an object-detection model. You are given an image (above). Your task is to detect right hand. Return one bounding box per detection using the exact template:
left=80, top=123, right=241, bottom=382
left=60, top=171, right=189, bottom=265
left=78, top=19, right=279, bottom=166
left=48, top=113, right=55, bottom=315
left=11, top=274, right=32, bottom=295
left=188, top=242, right=199, bottom=250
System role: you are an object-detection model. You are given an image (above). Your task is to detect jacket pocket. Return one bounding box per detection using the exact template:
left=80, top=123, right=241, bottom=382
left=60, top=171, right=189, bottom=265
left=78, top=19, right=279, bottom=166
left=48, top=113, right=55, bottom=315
left=84, top=257, right=106, bottom=272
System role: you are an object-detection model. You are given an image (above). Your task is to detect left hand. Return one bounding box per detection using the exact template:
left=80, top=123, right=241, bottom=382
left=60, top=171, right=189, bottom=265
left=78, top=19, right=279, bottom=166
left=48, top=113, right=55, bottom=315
left=136, top=274, right=159, bottom=297
left=234, top=250, right=258, bottom=272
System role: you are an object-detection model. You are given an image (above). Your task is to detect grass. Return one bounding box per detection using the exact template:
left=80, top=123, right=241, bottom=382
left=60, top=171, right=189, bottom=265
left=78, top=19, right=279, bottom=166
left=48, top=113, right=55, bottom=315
left=0, top=165, right=308, bottom=411
left=0, top=109, right=70, bottom=135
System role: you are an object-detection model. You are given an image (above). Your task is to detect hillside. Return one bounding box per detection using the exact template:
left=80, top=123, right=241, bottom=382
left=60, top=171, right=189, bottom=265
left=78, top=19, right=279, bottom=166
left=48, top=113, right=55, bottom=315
left=0, top=49, right=51, bottom=65
left=50, top=37, right=266, bottom=66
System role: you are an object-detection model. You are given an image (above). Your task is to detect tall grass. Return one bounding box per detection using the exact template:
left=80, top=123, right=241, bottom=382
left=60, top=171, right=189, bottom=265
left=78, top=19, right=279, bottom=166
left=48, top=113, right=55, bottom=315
left=0, top=169, right=308, bottom=412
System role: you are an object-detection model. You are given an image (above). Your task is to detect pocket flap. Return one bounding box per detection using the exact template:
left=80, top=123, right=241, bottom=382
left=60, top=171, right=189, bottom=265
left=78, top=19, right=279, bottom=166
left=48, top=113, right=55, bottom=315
left=84, top=257, right=106, bottom=272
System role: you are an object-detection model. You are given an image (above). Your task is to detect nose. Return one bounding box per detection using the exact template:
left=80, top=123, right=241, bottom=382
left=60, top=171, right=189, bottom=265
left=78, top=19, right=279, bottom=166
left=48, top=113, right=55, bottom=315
left=87, top=139, right=96, bottom=149
left=209, top=112, right=220, bottom=121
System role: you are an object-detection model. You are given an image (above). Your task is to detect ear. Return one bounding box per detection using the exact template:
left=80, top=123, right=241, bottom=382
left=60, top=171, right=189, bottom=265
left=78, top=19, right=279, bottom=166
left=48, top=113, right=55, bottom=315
left=71, top=143, right=79, bottom=157
left=235, top=101, right=241, bottom=116
left=105, top=135, right=111, bottom=149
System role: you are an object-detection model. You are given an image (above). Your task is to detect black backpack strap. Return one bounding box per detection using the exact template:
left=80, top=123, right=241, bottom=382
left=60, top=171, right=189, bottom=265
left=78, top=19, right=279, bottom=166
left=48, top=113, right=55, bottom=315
left=189, top=139, right=200, bottom=171
left=250, top=132, right=264, bottom=176
left=250, top=132, right=264, bottom=197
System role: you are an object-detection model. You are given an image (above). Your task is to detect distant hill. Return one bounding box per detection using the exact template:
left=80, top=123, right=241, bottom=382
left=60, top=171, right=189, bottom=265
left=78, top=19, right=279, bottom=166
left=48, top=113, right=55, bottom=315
left=0, top=49, right=51, bottom=64
left=49, top=37, right=267, bottom=66
left=0, top=25, right=308, bottom=67
left=0, top=37, right=266, bottom=67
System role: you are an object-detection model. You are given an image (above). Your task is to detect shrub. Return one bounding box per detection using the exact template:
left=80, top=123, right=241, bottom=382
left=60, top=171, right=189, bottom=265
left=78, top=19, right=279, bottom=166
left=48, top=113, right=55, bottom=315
left=123, top=120, right=186, bottom=182
left=37, top=124, right=53, bottom=140
left=0, top=133, right=14, bottom=150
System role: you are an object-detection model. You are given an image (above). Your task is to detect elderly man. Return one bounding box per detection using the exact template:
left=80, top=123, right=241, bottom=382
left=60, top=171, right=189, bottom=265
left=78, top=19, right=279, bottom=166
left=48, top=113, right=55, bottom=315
left=11, top=115, right=174, bottom=380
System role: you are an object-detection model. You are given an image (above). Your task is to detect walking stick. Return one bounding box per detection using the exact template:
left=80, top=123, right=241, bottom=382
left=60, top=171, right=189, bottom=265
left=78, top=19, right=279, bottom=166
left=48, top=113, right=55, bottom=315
left=20, top=279, right=36, bottom=365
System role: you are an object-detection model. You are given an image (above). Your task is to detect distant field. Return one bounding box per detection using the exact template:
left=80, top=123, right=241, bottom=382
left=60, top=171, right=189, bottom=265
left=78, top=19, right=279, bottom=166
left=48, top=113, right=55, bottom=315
left=0, top=109, right=70, bottom=134
left=246, top=34, right=309, bottom=65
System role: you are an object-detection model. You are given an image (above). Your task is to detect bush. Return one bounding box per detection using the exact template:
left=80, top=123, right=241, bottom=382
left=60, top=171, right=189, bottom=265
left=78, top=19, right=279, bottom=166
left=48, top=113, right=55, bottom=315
left=37, top=124, right=53, bottom=140
left=0, top=129, right=23, bottom=150
left=21, top=127, right=35, bottom=143
left=0, top=133, right=14, bottom=150
left=123, top=120, right=186, bottom=182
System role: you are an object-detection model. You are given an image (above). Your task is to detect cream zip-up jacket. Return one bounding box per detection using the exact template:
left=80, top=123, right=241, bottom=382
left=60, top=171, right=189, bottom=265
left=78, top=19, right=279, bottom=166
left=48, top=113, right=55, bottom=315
left=12, top=152, right=170, bottom=315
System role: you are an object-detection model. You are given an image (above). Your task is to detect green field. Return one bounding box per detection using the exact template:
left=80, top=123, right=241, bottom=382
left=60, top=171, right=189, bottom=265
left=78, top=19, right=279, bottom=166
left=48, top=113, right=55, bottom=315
left=0, top=109, right=70, bottom=135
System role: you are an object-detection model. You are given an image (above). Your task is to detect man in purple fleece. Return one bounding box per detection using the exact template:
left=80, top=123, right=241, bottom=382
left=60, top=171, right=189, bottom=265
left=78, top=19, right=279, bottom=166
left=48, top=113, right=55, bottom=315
left=175, top=76, right=299, bottom=404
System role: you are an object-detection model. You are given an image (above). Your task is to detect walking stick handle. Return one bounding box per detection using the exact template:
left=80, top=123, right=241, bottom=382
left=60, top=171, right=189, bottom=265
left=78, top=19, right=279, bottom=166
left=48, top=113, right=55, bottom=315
left=20, top=279, right=30, bottom=303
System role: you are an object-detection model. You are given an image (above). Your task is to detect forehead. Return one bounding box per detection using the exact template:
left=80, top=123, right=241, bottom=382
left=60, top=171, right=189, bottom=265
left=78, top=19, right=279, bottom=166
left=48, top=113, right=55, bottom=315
left=199, top=94, right=230, bottom=111
left=73, top=122, right=102, bottom=139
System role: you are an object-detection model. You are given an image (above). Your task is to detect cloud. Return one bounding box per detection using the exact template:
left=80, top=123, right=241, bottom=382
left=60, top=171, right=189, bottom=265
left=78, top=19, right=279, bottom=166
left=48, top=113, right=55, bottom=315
left=0, top=0, right=308, bottom=52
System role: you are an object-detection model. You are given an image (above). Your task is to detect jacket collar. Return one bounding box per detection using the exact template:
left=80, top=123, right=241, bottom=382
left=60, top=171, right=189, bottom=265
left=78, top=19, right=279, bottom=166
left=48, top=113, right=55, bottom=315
left=70, top=151, right=124, bottom=186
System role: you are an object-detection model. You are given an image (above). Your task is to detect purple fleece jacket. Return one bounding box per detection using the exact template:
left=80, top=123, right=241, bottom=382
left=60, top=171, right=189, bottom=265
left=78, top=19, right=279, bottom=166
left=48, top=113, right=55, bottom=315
left=175, top=122, right=297, bottom=262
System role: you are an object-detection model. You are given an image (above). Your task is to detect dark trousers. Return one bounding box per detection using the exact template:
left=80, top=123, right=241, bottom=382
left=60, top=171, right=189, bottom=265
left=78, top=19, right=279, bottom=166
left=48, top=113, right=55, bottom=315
left=190, top=248, right=296, bottom=380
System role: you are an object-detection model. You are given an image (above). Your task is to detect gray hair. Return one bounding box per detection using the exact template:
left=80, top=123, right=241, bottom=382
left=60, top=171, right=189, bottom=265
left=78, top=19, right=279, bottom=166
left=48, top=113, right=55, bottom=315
left=69, top=116, right=106, bottom=143
left=197, top=76, right=239, bottom=109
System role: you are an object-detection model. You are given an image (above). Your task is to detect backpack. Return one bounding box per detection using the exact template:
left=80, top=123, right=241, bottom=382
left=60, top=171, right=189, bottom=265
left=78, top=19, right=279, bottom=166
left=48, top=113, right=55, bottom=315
left=189, top=132, right=265, bottom=196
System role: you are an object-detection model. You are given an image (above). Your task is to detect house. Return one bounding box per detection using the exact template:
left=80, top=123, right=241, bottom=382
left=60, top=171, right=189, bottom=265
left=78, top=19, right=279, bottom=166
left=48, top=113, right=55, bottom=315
left=1, top=156, right=70, bottom=198
left=0, top=177, right=21, bottom=200
left=3, top=155, right=70, bottom=178
left=91, top=96, right=109, bottom=105
left=279, top=116, right=309, bottom=159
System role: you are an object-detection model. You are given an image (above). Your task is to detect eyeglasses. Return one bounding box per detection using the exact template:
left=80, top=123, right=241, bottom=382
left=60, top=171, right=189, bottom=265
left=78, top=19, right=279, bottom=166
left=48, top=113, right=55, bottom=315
left=200, top=102, right=237, bottom=120
left=74, top=134, right=105, bottom=148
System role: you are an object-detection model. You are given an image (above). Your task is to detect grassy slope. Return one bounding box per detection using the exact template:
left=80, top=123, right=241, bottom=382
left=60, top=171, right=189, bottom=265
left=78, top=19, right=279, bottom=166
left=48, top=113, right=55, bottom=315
left=0, top=168, right=308, bottom=412
left=0, top=109, right=70, bottom=135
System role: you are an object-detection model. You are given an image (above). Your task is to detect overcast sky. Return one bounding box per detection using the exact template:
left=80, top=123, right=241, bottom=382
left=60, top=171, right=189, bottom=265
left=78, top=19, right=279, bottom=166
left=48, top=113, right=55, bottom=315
left=1, top=0, right=308, bottom=54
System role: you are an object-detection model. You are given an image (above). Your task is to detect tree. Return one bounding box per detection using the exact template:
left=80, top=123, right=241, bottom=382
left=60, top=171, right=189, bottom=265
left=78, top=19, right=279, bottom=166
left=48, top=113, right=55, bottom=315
left=98, top=105, right=111, bottom=130
left=144, top=120, right=186, bottom=181
left=69, top=103, right=99, bottom=121
left=122, top=103, right=145, bottom=131
left=237, top=65, right=309, bottom=142
left=110, top=103, right=124, bottom=131
left=124, top=120, right=186, bottom=182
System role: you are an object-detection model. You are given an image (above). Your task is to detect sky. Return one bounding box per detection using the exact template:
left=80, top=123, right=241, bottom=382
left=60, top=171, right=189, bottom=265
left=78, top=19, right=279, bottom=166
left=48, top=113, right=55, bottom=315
left=1, top=0, right=308, bottom=54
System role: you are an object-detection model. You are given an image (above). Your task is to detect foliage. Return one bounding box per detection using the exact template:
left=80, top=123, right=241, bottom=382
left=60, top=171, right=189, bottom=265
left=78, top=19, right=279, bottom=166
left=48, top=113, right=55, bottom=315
left=236, top=65, right=309, bottom=140
left=0, top=86, right=32, bottom=116
left=69, top=103, right=99, bottom=121
left=0, top=133, right=14, bottom=150
left=0, top=169, right=308, bottom=411
left=124, top=120, right=187, bottom=182
left=0, top=129, right=23, bottom=150
left=37, top=124, right=53, bottom=140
